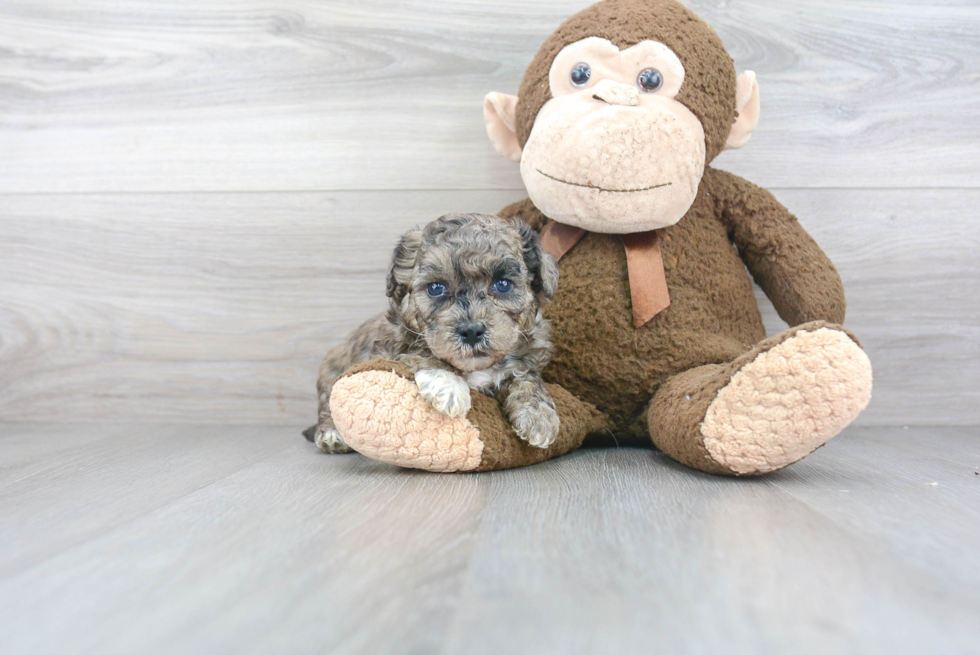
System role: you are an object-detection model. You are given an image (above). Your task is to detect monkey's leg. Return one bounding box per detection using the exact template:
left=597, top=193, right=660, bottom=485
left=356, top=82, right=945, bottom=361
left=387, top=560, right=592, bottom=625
left=328, top=360, right=607, bottom=472
left=648, top=321, right=873, bottom=476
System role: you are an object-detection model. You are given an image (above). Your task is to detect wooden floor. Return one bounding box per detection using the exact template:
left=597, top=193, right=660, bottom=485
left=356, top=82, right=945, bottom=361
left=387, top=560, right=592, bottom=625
left=1, top=423, right=977, bottom=654
left=2, top=1, right=979, bottom=652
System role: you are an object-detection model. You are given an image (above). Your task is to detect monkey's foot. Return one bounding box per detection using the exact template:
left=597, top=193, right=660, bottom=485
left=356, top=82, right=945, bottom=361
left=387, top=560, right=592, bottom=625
left=650, top=322, right=873, bottom=476
left=329, top=360, right=605, bottom=472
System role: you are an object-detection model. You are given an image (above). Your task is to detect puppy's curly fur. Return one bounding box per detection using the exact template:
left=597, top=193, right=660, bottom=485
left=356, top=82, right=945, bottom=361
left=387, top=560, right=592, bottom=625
left=304, top=213, right=561, bottom=453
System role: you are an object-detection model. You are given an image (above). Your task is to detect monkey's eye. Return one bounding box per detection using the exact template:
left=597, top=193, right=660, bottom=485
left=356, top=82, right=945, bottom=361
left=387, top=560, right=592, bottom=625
left=426, top=282, right=447, bottom=298
left=637, top=68, right=664, bottom=92
left=570, top=63, right=592, bottom=88
left=493, top=279, right=514, bottom=294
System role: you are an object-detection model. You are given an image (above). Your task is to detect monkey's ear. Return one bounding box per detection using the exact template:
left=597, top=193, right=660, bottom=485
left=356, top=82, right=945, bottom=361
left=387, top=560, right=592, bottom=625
left=725, top=71, right=761, bottom=151
left=386, top=228, right=423, bottom=304
left=517, top=222, right=560, bottom=304
left=483, top=92, right=522, bottom=162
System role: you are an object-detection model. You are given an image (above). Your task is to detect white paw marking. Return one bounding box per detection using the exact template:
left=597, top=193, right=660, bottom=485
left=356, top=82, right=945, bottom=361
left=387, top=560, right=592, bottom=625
left=315, top=428, right=351, bottom=454
left=510, top=402, right=560, bottom=449
left=465, top=367, right=509, bottom=393
left=415, top=369, right=472, bottom=418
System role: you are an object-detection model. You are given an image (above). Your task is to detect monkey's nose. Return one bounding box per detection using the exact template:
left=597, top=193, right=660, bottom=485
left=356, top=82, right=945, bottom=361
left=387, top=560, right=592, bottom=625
left=458, top=323, right=487, bottom=346
left=591, top=79, right=639, bottom=106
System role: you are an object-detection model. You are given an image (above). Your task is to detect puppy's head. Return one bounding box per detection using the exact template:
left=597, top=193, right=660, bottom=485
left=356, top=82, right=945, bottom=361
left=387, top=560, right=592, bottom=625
left=386, top=213, right=559, bottom=371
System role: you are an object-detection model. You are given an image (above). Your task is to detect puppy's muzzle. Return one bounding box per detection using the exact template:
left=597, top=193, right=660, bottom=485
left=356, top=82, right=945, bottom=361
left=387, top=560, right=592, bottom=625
left=457, top=322, right=487, bottom=346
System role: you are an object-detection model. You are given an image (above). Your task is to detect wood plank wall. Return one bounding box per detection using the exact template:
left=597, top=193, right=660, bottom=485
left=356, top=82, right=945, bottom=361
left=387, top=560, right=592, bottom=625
left=1, top=0, right=977, bottom=426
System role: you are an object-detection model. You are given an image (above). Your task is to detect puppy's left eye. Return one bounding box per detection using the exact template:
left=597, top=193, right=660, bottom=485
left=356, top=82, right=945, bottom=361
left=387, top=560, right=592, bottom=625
left=493, top=279, right=513, bottom=294
left=427, top=282, right=447, bottom=298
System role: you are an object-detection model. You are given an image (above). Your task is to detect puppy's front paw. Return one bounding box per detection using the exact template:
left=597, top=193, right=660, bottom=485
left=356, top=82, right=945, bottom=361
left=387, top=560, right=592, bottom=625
left=315, top=428, right=353, bottom=454
left=415, top=369, right=472, bottom=418
left=510, top=402, right=560, bottom=449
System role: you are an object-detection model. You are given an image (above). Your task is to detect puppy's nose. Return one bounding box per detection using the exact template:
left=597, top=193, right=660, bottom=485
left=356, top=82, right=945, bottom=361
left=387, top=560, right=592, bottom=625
left=458, top=323, right=486, bottom=346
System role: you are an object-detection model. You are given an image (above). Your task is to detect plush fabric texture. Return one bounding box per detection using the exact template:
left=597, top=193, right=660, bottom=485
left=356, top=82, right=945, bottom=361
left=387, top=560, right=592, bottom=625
left=520, top=88, right=706, bottom=233
left=542, top=224, right=671, bottom=327
left=702, top=327, right=873, bottom=475
left=330, top=361, right=483, bottom=472
left=328, top=0, right=872, bottom=476
left=471, top=379, right=608, bottom=471
left=519, top=30, right=708, bottom=234
left=647, top=322, right=870, bottom=476
left=547, top=38, right=687, bottom=100
left=620, top=230, right=670, bottom=326
left=330, top=359, right=607, bottom=473
left=516, top=0, right=737, bottom=163
left=726, top=71, right=760, bottom=150
left=484, top=92, right=522, bottom=162
left=498, top=167, right=847, bottom=440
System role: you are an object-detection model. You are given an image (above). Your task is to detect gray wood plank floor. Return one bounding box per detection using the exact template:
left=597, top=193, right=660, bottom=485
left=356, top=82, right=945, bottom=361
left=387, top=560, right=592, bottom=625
left=1, top=423, right=978, bottom=655
left=2, top=2, right=978, bottom=651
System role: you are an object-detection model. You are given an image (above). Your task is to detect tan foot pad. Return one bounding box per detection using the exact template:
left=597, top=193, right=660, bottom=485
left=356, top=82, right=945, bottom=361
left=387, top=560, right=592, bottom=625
left=330, top=370, right=484, bottom=472
left=702, top=328, right=873, bottom=475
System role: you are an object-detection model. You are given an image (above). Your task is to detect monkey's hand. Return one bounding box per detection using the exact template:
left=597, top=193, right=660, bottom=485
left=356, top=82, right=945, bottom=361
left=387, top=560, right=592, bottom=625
left=504, top=376, right=560, bottom=449
left=415, top=369, right=472, bottom=419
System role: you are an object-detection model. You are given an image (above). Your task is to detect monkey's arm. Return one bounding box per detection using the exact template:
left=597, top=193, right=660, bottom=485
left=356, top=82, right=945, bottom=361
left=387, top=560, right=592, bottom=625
left=706, top=168, right=846, bottom=326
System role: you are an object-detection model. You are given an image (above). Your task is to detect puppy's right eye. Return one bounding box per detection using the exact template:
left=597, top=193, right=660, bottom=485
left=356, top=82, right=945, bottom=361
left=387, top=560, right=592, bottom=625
left=426, top=282, right=447, bottom=298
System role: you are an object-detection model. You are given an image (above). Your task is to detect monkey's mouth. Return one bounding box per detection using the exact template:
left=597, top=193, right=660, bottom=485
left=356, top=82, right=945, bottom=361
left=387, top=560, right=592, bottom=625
left=536, top=169, right=672, bottom=194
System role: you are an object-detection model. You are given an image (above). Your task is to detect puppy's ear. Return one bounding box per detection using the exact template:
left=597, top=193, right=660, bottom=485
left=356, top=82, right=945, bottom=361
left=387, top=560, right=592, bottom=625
left=386, top=228, right=423, bottom=304
left=517, top=221, right=559, bottom=305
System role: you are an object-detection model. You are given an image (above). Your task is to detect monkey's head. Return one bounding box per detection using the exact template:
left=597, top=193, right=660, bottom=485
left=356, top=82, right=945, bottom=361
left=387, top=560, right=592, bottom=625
left=386, top=214, right=559, bottom=372
left=484, top=0, right=760, bottom=234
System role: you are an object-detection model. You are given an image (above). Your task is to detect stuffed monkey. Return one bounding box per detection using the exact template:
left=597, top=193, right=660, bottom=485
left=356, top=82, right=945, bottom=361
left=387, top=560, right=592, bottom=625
left=326, top=0, right=873, bottom=475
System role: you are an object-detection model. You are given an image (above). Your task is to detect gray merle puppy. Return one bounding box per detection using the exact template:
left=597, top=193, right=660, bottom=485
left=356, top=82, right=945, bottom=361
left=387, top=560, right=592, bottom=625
left=304, top=213, right=561, bottom=454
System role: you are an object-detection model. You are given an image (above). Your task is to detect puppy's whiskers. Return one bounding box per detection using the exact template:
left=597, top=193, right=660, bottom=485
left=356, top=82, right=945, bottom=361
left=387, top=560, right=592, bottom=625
left=313, top=213, right=561, bottom=453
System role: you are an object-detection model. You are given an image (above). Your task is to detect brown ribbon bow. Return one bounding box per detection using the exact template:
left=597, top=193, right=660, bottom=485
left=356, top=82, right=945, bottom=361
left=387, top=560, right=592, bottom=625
left=540, top=222, right=670, bottom=328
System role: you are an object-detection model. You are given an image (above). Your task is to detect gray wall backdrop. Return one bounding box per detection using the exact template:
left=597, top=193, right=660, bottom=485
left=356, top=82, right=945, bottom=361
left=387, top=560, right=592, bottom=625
left=1, top=0, right=977, bottom=427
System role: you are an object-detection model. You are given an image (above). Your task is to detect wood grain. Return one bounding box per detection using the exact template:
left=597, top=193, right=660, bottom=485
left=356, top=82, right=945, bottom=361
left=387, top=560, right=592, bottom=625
left=0, top=423, right=977, bottom=654
left=0, top=424, right=291, bottom=577
left=1, top=3, right=976, bottom=651
left=0, top=423, right=489, bottom=655
left=444, top=438, right=980, bottom=654
left=1, top=189, right=976, bottom=426
left=1, top=1, right=977, bottom=427
left=0, top=0, right=977, bottom=192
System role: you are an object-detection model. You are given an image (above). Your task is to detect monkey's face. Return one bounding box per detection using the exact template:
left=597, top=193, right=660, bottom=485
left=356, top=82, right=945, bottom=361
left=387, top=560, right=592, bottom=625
left=519, top=37, right=705, bottom=234
left=485, top=1, right=760, bottom=233
left=389, top=215, right=558, bottom=372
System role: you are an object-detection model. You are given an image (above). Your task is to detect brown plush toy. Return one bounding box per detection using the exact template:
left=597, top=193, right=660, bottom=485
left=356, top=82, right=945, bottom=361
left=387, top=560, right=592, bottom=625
left=326, top=0, right=873, bottom=475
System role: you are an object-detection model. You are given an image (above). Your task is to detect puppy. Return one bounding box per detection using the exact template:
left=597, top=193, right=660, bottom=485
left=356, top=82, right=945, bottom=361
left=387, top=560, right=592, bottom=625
left=304, top=213, right=560, bottom=454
